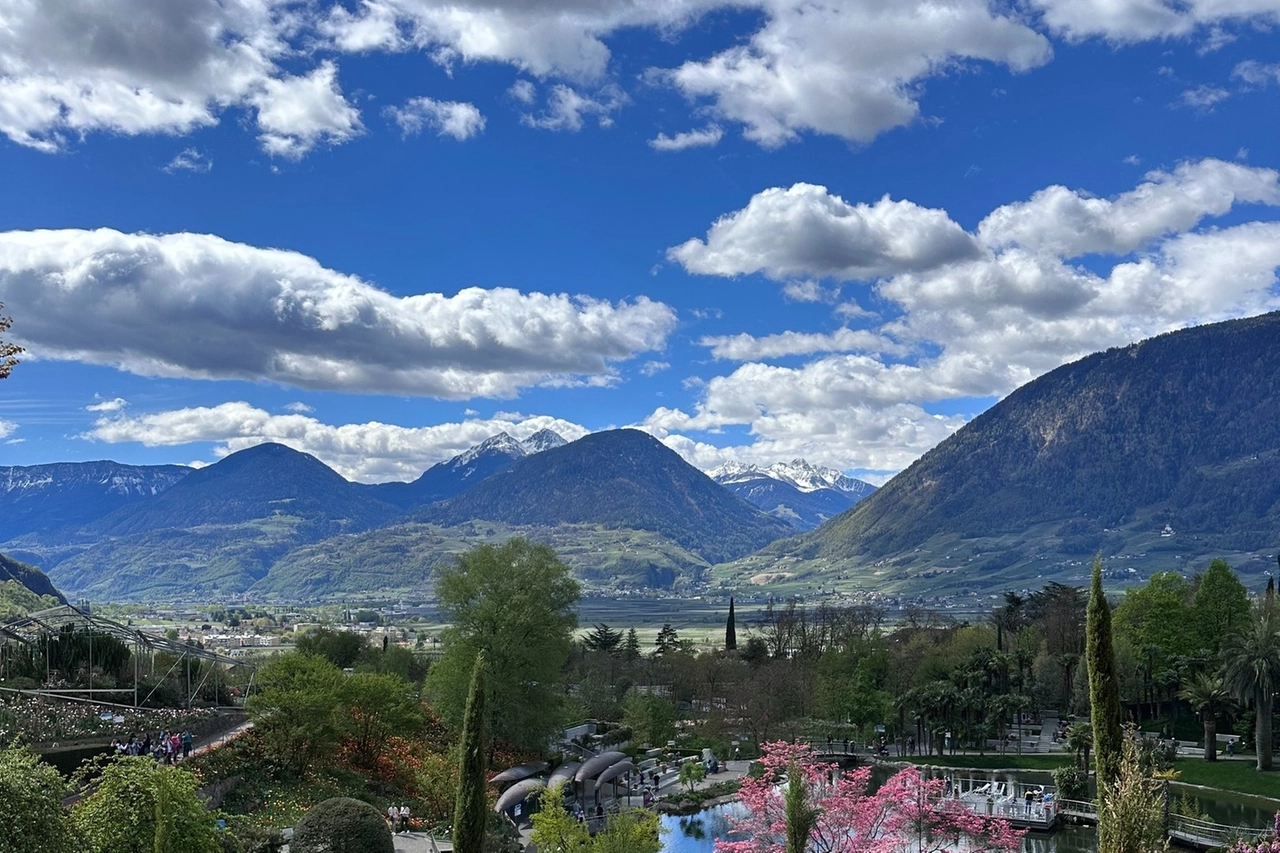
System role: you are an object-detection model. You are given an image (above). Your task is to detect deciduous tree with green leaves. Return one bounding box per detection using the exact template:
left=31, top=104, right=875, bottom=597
left=1192, top=559, right=1251, bottom=656
left=339, top=671, right=424, bottom=761
left=246, top=652, right=345, bottom=776
left=427, top=539, right=579, bottom=752
left=530, top=783, right=662, bottom=853
left=680, top=759, right=707, bottom=792
left=72, top=758, right=219, bottom=853
left=0, top=744, right=73, bottom=853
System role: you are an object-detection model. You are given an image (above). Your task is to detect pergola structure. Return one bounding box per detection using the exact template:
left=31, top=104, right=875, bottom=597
left=0, top=604, right=254, bottom=711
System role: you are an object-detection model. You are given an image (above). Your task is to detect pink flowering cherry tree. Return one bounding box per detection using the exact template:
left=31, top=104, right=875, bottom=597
left=717, top=741, right=1024, bottom=853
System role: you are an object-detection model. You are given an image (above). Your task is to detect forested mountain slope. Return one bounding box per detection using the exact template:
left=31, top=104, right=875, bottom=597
left=419, top=429, right=792, bottom=563
left=760, top=312, right=1280, bottom=587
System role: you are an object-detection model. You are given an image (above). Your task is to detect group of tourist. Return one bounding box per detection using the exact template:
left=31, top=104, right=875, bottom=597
left=111, top=729, right=194, bottom=763
left=386, top=804, right=413, bottom=833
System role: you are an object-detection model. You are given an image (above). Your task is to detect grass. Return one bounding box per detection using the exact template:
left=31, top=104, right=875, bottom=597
left=903, top=753, right=1071, bottom=771
left=1174, top=759, right=1280, bottom=802
left=902, top=753, right=1280, bottom=802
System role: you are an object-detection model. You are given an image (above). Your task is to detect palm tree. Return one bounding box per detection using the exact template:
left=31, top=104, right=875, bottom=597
left=1179, top=672, right=1236, bottom=762
left=1067, top=721, right=1093, bottom=773
left=1222, top=608, right=1280, bottom=771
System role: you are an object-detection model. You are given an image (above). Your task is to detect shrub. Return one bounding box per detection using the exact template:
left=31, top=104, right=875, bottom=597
left=290, top=797, right=393, bottom=853
left=1052, top=766, right=1088, bottom=801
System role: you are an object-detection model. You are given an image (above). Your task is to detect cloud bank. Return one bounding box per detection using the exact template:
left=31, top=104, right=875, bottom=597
left=0, top=228, right=677, bottom=399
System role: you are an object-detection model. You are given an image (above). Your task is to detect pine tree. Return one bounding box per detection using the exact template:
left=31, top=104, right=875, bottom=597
left=655, top=623, right=680, bottom=655
left=725, top=598, right=737, bottom=651
left=1087, top=556, right=1124, bottom=791
left=623, top=628, right=641, bottom=661
left=584, top=623, right=623, bottom=655
left=452, top=652, right=488, bottom=853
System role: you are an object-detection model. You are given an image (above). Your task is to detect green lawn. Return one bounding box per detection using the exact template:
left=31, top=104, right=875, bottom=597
left=903, top=753, right=1072, bottom=771
left=1174, top=759, right=1280, bottom=801
left=901, top=754, right=1280, bottom=801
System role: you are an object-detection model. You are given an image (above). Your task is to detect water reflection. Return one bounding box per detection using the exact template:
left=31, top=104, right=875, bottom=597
left=657, top=767, right=1279, bottom=853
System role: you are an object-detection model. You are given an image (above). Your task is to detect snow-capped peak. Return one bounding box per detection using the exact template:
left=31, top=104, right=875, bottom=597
left=767, top=459, right=874, bottom=496
left=456, top=432, right=527, bottom=466
left=521, top=429, right=567, bottom=454
left=711, top=458, right=874, bottom=496
left=709, top=461, right=766, bottom=485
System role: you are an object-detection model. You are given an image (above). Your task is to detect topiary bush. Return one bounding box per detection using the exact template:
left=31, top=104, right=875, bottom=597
left=290, top=797, right=393, bottom=853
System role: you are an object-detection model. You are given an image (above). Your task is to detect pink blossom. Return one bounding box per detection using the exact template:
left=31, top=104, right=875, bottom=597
left=717, top=742, right=1024, bottom=853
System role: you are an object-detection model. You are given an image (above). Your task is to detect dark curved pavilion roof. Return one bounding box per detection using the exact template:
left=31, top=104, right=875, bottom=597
left=548, top=761, right=582, bottom=787
left=574, top=750, right=627, bottom=783
left=494, top=778, right=545, bottom=813
left=490, top=760, right=549, bottom=785
left=596, top=759, right=636, bottom=786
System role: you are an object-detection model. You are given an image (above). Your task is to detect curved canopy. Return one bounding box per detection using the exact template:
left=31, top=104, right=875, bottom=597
left=595, top=759, right=636, bottom=787
left=494, top=778, right=545, bottom=813
left=490, top=760, right=549, bottom=785
left=548, top=761, right=582, bottom=788
left=575, top=751, right=627, bottom=783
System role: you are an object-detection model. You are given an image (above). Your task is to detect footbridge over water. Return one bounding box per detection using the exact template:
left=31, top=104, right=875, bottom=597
left=1049, top=798, right=1267, bottom=850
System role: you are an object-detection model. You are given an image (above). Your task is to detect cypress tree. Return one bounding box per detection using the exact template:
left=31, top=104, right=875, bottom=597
left=1087, top=556, right=1124, bottom=791
left=726, top=598, right=737, bottom=651
left=453, top=652, right=488, bottom=853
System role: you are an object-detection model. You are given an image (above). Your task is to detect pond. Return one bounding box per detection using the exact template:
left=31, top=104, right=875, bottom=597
left=657, top=766, right=1280, bottom=853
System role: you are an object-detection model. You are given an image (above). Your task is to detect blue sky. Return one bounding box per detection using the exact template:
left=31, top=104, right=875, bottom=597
left=2, top=0, right=1280, bottom=485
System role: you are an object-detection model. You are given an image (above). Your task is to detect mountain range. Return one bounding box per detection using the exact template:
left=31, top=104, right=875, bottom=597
left=710, top=460, right=875, bottom=530
left=0, top=428, right=795, bottom=600
left=367, top=429, right=567, bottom=509
left=10, top=311, right=1280, bottom=604
left=0, top=461, right=191, bottom=541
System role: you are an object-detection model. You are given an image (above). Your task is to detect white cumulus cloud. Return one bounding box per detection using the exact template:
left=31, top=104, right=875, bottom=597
left=0, top=228, right=677, bottom=399
left=0, top=0, right=363, bottom=157
left=83, top=401, right=591, bottom=483
left=1029, top=0, right=1280, bottom=42
left=669, top=184, right=982, bottom=280
left=522, top=84, right=626, bottom=131
left=649, top=125, right=723, bottom=151
left=85, top=397, right=128, bottom=413
left=387, top=96, right=486, bottom=140
left=664, top=0, right=1052, bottom=147
left=164, top=148, right=213, bottom=173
